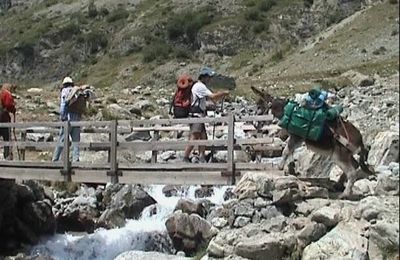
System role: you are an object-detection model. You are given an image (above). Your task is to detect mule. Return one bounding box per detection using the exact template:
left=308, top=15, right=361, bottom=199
left=251, top=86, right=374, bottom=199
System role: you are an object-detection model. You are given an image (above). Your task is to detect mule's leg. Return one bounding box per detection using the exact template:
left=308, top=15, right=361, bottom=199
left=279, top=135, right=302, bottom=170
left=332, top=147, right=359, bottom=199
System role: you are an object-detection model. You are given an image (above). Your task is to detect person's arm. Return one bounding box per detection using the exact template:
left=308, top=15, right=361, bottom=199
left=208, top=90, right=229, bottom=103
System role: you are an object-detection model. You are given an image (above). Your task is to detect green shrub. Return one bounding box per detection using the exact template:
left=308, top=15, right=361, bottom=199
left=270, top=50, right=283, bottom=62
left=100, top=7, right=109, bottom=16
left=106, top=8, right=129, bottom=23
left=304, top=0, right=314, bottom=8
left=389, top=0, right=398, bottom=4
left=166, top=8, right=214, bottom=46
left=88, top=0, right=98, bottom=18
left=84, top=31, right=108, bottom=54
left=253, top=22, right=266, bottom=34
left=58, top=22, right=81, bottom=38
left=174, top=48, right=191, bottom=59
left=245, top=9, right=262, bottom=21
left=258, top=0, right=276, bottom=12
left=142, top=40, right=171, bottom=62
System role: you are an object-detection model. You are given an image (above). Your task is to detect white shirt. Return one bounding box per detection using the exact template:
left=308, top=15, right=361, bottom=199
left=191, top=81, right=212, bottom=112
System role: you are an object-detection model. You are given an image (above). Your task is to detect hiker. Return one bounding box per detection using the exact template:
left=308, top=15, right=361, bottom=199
left=0, top=83, right=17, bottom=160
left=52, top=77, right=82, bottom=162
left=183, top=67, right=229, bottom=163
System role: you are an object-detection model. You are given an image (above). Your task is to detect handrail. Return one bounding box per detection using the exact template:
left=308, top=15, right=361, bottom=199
left=0, top=114, right=282, bottom=185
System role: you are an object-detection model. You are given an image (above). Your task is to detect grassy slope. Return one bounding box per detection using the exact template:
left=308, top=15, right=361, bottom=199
left=236, top=2, right=400, bottom=97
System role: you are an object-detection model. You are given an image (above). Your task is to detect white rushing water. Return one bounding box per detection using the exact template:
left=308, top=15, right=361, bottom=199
left=30, top=185, right=230, bottom=260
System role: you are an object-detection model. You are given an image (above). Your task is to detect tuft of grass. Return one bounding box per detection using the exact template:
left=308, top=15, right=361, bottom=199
left=106, top=8, right=129, bottom=23
left=142, top=39, right=171, bottom=63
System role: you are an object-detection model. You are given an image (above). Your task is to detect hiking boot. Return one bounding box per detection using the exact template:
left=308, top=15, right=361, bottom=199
left=183, top=157, right=191, bottom=163
left=199, top=156, right=207, bottom=163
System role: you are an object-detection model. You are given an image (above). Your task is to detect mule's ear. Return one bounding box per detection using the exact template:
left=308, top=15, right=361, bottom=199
left=251, top=86, right=265, bottom=98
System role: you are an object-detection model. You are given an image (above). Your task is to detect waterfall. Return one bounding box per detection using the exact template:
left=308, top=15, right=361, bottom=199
left=30, top=185, right=230, bottom=260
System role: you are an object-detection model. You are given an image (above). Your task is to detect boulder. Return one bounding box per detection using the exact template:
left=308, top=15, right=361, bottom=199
left=162, top=185, right=181, bottom=197
left=165, top=212, right=217, bottom=255
left=302, top=220, right=369, bottom=260
left=234, top=233, right=296, bottom=260
left=98, top=185, right=156, bottom=228
left=0, top=180, right=55, bottom=254
left=368, top=131, right=399, bottom=166
left=311, top=206, right=340, bottom=228
left=297, top=221, right=327, bottom=246
left=375, top=173, right=399, bottom=195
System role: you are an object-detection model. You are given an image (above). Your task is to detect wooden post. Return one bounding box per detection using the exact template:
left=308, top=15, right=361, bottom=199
left=151, top=130, right=159, bottom=163
left=61, top=121, right=72, bottom=182
left=107, top=120, right=121, bottom=184
left=227, top=113, right=235, bottom=185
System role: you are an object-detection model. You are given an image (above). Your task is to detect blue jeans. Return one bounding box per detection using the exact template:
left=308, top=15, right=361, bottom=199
left=52, top=125, right=81, bottom=162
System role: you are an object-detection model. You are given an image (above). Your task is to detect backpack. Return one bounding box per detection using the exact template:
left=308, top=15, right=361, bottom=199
left=170, top=75, right=194, bottom=118
left=65, top=86, right=88, bottom=115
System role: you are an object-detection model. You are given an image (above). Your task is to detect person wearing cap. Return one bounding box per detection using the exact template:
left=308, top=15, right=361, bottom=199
left=52, top=76, right=82, bottom=162
left=183, top=67, right=229, bottom=163
left=0, top=83, right=17, bottom=160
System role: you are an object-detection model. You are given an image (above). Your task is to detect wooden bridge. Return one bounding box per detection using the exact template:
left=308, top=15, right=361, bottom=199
left=0, top=114, right=283, bottom=185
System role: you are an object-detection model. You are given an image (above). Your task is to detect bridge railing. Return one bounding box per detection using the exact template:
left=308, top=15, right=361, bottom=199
left=0, top=114, right=281, bottom=185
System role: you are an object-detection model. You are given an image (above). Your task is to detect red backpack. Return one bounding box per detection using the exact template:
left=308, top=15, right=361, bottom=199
left=170, top=74, right=195, bottom=118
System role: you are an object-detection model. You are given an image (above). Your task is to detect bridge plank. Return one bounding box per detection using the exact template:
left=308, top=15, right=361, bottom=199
left=0, top=168, right=64, bottom=182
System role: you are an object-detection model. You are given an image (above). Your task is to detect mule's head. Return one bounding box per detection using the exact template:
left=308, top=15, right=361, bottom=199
left=251, top=86, right=273, bottom=115
left=251, top=86, right=286, bottom=119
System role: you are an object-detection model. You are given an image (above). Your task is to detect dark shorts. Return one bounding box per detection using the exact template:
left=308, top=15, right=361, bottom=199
left=190, top=123, right=206, bottom=134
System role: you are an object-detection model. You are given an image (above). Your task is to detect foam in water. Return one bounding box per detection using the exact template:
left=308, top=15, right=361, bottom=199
left=30, top=185, right=230, bottom=260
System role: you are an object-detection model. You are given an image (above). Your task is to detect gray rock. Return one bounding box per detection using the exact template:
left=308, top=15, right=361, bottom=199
left=272, top=188, right=301, bottom=205
left=234, top=216, right=251, bottom=227
left=125, top=131, right=151, bottom=141
left=166, top=212, right=217, bottom=254
left=233, top=202, right=254, bottom=217
left=375, top=173, right=399, bottom=195
left=260, top=205, right=283, bottom=220
left=253, top=197, right=268, bottom=208
left=175, top=198, right=207, bottom=217
left=368, top=131, right=399, bottom=166
left=298, top=221, right=327, bottom=246
left=302, top=220, right=369, bottom=260
left=234, top=233, right=296, bottom=260
left=369, top=221, right=399, bottom=256
left=311, top=206, right=340, bottom=228
left=211, top=217, right=228, bottom=228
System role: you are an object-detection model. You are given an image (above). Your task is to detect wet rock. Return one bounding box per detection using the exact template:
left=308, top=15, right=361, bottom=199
left=0, top=180, right=55, bottom=254
left=174, top=198, right=207, bottom=217
left=98, top=185, right=156, bottom=228
left=162, top=185, right=181, bottom=197
left=114, top=251, right=189, bottom=260
left=194, top=186, right=214, bottom=199
left=166, top=212, right=217, bottom=255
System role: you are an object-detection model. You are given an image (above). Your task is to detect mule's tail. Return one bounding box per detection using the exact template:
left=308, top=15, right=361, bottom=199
left=358, top=145, right=374, bottom=175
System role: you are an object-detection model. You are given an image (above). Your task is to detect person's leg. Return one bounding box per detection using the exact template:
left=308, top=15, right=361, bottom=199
left=52, top=127, right=65, bottom=161
left=3, top=127, right=10, bottom=160
left=198, top=124, right=208, bottom=161
left=70, top=126, right=81, bottom=162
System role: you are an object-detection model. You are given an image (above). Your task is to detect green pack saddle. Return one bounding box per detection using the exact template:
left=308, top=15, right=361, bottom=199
left=279, top=101, right=328, bottom=141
